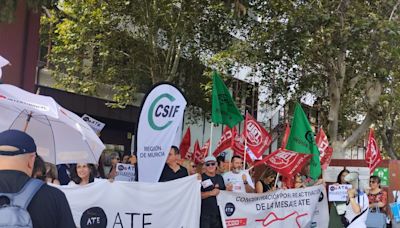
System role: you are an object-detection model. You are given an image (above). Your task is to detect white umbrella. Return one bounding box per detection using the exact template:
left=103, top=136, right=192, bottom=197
left=0, top=55, right=10, bottom=79
left=0, top=84, right=105, bottom=164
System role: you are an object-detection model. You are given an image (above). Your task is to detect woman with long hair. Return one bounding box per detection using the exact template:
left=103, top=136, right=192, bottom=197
left=69, top=163, right=95, bottom=186
left=255, top=167, right=277, bottom=193
left=328, top=168, right=350, bottom=228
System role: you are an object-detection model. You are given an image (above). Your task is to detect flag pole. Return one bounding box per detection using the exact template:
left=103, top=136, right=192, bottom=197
left=274, top=173, right=280, bottom=188
left=243, top=110, right=247, bottom=170
left=209, top=122, right=214, bottom=156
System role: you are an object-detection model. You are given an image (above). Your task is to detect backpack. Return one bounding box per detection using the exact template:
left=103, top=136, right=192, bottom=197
left=0, top=178, right=44, bottom=228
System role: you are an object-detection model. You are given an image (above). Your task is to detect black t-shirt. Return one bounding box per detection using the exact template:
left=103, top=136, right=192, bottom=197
left=0, top=170, right=75, bottom=228
left=201, top=173, right=226, bottom=216
left=158, top=165, right=188, bottom=182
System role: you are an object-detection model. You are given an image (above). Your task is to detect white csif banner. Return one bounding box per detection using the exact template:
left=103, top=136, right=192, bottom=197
left=217, top=185, right=329, bottom=228
left=136, top=83, right=186, bottom=182
left=57, top=175, right=200, bottom=228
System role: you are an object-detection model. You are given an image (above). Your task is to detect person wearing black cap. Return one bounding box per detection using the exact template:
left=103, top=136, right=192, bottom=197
left=0, top=130, right=75, bottom=228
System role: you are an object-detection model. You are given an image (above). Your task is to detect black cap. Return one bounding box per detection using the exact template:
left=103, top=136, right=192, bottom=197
left=0, top=130, right=36, bottom=156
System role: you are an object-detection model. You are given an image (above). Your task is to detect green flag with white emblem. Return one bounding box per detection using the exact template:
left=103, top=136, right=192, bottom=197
left=211, top=71, right=243, bottom=128
left=286, top=103, right=321, bottom=180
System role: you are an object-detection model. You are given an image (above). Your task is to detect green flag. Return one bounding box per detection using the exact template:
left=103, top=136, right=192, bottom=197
left=286, top=103, right=321, bottom=180
left=211, top=71, right=243, bottom=128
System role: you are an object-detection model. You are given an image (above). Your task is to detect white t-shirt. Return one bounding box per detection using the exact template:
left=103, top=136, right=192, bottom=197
left=223, top=170, right=254, bottom=193
left=345, top=192, right=369, bottom=228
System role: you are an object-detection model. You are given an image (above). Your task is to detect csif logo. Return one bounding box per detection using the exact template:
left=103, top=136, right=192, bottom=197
left=148, top=93, right=180, bottom=131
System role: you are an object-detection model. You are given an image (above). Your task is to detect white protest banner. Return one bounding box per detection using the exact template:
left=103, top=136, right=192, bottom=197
left=57, top=175, right=200, bottom=228
left=217, top=185, right=328, bottom=228
left=136, top=83, right=186, bottom=182
left=81, top=114, right=105, bottom=134
left=114, top=163, right=136, bottom=182
left=328, top=184, right=352, bottom=202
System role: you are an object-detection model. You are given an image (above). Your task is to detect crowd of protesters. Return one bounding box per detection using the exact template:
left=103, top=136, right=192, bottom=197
left=1, top=129, right=398, bottom=228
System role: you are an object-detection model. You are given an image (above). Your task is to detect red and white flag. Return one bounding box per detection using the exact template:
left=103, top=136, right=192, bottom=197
left=281, top=123, right=290, bottom=149
left=213, top=126, right=234, bottom=157
left=231, top=127, right=256, bottom=165
left=179, top=128, right=191, bottom=159
left=365, top=128, right=382, bottom=174
left=315, top=128, right=333, bottom=170
left=244, top=114, right=272, bottom=158
left=254, top=148, right=312, bottom=177
left=193, top=139, right=209, bottom=164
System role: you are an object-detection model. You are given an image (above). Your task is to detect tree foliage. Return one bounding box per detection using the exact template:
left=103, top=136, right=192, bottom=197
left=41, top=0, right=240, bottom=109
left=212, top=0, right=400, bottom=157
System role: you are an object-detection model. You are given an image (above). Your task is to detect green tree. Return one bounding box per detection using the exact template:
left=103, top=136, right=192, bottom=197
left=41, top=0, right=239, bottom=109
left=220, top=0, right=400, bottom=157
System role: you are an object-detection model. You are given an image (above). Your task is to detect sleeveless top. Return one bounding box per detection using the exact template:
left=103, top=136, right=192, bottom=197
left=259, top=180, right=271, bottom=193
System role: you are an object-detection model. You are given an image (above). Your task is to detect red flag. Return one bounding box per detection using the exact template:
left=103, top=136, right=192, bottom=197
left=244, top=114, right=272, bottom=158
left=180, top=128, right=191, bottom=159
left=254, top=148, right=312, bottom=177
left=315, top=128, right=333, bottom=170
left=191, top=140, right=201, bottom=164
left=365, top=128, right=382, bottom=174
left=281, top=123, right=290, bottom=149
left=193, top=139, right=210, bottom=164
left=213, top=126, right=234, bottom=157
left=231, top=128, right=255, bottom=165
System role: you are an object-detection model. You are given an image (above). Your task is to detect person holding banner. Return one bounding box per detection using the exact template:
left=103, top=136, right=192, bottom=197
left=329, top=169, right=350, bottom=228
left=201, top=156, right=231, bottom=228
left=223, top=156, right=254, bottom=193
left=255, top=167, right=277, bottom=193
left=159, top=146, right=188, bottom=182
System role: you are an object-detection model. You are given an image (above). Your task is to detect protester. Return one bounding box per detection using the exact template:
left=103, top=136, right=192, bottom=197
left=367, top=175, right=388, bottom=227
left=294, top=173, right=306, bottom=188
left=200, top=156, right=231, bottom=228
left=44, top=163, right=60, bottom=185
left=122, top=154, right=130, bottom=164
left=255, top=167, right=277, bottom=193
left=97, top=153, right=107, bottom=178
left=69, top=163, right=95, bottom=185
left=129, top=154, right=137, bottom=166
left=182, top=159, right=197, bottom=175
left=107, top=152, right=121, bottom=179
left=342, top=172, right=369, bottom=228
left=32, top=155, right=46, bottom=181
left=159, top=146, right=188, bottom=182
left=300, top=163, right=324, bottom=187
left=223, top=155, right=254, bottom=193
left=0, top=129, right=75, bottom=227
left=216, top=155, right=225, bottom=175
left=329, top=168, right=350, bottom=228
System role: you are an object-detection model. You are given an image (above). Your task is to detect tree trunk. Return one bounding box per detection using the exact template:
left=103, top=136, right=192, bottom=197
left=380, top=128, right=399, bottom=159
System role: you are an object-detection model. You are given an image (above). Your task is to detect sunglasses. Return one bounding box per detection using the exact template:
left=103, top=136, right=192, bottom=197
left=370, top=181, right=377, bottom=184
left=205, top=163, right=216, bottom=167
left=191, top=165, right=196, bottom=168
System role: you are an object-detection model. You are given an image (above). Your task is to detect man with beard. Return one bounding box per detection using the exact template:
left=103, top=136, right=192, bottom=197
left=223, top=155, right=254, bottom=193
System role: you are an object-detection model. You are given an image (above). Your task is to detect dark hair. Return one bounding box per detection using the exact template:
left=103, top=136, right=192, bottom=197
left=261, top=167, right=276, bottom=180
left=370, top=175, right=381, bottom=184
left=32, top=155, right=46, bottom=180
left=217, top=156, right=225, bottom=166
left=70, top=163, right=95, bottom=184
left=97, top=154, right=106, bottom=178
left=171, top=146, right=180, bottom=155
left=231, top=155, right=243, bottom=163
left=337, top=169, right=350, bottom=184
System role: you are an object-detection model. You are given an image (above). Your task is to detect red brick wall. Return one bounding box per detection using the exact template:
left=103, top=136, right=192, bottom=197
left=0, top=0, right=40, bottom=92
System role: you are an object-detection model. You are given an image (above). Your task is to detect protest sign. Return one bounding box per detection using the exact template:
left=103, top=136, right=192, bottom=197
left=81, top=114, right=105, bottom=134
left=328, top=184, right=352, bottom=202
left=114, top=163, right=136, bottom=182
left=136, top=83, right=186, bottom=182
left=217, top=185, right=328, bottom=228
left=57, top=175, right=200, bottom=228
